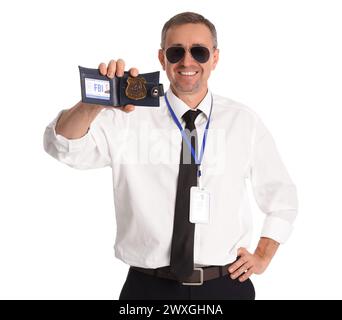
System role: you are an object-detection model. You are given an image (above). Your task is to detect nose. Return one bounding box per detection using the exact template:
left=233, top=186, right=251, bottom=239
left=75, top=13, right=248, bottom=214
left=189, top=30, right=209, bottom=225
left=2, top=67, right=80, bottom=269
left=181, top=49, right=195, bottom=66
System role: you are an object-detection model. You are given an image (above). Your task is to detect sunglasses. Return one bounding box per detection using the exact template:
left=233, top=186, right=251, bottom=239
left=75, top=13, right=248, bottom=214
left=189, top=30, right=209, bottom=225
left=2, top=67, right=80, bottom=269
left=165, top=46, right=212, bottom=64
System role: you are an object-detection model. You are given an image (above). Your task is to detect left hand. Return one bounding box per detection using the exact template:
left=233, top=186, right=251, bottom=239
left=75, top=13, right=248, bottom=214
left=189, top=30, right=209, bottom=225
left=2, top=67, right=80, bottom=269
left=228, top=247, right=271, bottom=282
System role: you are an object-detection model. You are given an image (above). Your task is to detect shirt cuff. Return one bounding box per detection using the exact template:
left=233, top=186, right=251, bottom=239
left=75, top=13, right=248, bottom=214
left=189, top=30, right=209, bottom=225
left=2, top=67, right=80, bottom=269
left=261, top=215, right=294, bottom=244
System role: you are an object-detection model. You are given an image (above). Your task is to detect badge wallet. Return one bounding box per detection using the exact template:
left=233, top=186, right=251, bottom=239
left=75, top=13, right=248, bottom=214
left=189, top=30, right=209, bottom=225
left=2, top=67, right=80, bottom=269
left=79, top=66, right=164, bottom=107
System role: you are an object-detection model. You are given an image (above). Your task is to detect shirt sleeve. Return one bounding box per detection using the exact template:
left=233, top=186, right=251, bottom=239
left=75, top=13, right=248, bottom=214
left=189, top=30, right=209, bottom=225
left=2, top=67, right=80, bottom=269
left=43, top=108, right=113, bottom=170
left=249, top=116, right=298, bottom=244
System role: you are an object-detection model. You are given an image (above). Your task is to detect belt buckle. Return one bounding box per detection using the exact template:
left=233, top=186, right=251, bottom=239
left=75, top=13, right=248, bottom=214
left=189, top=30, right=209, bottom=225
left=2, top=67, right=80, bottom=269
left=182, top=267, right=204, bottom=286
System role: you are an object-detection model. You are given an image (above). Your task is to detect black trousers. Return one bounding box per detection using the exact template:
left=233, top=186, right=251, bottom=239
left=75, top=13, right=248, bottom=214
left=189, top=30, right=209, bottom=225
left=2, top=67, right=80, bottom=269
left=119, top=267, right=255, bottom=300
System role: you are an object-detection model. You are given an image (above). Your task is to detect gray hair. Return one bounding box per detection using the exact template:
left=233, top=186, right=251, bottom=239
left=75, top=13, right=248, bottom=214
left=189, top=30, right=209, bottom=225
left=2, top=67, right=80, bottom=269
left=161, top=12, right=218, bottom=48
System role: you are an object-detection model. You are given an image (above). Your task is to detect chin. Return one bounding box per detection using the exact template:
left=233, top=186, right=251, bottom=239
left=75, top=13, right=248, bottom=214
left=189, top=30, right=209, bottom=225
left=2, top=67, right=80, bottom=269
left=174, top=83, right=201, bottom=94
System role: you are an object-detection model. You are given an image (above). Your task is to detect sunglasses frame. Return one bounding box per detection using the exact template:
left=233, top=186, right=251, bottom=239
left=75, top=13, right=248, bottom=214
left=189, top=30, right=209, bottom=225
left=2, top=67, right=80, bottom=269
left=164, top=45, right=216, bottom=64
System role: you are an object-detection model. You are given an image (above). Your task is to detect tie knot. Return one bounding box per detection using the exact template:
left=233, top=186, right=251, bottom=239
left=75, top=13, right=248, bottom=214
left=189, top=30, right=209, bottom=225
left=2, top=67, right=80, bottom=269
left=182, top=109, right=201, bottom=126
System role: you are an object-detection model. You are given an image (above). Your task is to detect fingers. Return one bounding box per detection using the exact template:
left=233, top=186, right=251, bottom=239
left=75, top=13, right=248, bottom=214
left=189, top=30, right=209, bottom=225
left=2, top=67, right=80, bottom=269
left=98, top=60, right=117, bottom=78
left=107, top=59, right=117, bottom=78
left=97, top=59, right=137, bottom=112
left=228, top=255, right=247, bottom=274
left=99, top=59, right=139, bottom=79
left=239, top=267, right=254, bottom=282
left=228, top=247, right=254, bottom=281
left=128, top=67, right=139, bottom=77
left=98, top=62, right=108, bottom=76
left=98, top=59, right=126, bottom=78
left=116, top=58, right=125, bottom=77
left=230, top=261, right=253, bottom=281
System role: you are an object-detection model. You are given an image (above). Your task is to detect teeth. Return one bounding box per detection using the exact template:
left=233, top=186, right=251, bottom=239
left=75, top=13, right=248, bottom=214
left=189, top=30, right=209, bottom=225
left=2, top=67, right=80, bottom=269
left=180, top=71, right=197, bottom=76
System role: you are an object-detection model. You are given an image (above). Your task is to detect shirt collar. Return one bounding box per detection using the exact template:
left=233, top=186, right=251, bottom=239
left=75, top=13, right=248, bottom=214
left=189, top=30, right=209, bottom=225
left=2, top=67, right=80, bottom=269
left=165, top=87, right=212, bottom=121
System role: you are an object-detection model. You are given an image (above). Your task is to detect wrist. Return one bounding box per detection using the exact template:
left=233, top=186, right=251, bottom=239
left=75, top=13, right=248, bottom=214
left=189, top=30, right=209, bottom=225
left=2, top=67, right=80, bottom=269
left=75, top=101, right=103, bottom=116
left=254, top=237, right=279, bottom=262
left=254, top=248, right=272, bottom=264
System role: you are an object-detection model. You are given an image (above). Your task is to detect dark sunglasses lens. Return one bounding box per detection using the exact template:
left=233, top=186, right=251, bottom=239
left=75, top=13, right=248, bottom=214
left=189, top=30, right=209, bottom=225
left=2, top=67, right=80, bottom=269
left=191, top=46, right=210, bottom=63
left=166, top=47, right=185, bottom=63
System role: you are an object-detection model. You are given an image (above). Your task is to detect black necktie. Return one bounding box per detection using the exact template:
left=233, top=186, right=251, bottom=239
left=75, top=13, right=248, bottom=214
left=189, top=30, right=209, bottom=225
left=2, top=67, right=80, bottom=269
left=170, top=109, right=202, bottom=282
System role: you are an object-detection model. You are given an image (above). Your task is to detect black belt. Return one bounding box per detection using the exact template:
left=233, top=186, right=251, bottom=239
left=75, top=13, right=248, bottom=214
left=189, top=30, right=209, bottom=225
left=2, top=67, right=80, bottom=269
left=130, top=264, right=232, bottom=286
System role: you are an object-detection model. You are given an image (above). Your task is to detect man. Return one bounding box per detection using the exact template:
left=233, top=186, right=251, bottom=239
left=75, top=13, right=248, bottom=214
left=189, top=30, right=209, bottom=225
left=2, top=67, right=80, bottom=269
left=44, top=12, right=298, bottom=300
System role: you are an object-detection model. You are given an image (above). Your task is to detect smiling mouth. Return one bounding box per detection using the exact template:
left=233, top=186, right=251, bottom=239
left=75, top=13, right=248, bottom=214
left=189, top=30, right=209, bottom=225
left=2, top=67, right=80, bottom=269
left=178, top=71, right=199, bottom=76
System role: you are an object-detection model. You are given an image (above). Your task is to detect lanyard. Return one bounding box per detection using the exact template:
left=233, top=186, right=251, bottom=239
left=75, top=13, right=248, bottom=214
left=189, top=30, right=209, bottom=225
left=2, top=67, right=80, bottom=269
left=164, top=92, right=213, bottom=185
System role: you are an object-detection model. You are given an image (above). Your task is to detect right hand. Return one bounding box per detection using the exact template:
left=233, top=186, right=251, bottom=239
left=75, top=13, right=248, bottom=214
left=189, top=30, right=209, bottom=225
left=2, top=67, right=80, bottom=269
left=98, top=58, right=139, bottom=113
left=56, top=59, right=138, bottom=138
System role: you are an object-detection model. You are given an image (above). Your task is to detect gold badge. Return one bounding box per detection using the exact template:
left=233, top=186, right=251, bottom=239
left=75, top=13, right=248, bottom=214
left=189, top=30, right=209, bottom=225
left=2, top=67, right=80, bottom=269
left=125, top=76, right=147, bottom=100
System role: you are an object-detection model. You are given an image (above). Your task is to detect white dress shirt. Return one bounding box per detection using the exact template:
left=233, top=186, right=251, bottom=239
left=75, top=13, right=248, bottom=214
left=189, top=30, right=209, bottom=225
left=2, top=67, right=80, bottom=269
left=43, top=88, right=298, bottom=269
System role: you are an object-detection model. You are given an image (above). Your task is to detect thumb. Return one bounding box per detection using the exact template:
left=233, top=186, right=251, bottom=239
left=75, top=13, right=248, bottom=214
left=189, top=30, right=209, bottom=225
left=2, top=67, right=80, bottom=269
left=114, top=105, right=135, bottom=113
left=237, top=247, right=248, bottom=257
left=122, top=105, right=135, bottom=113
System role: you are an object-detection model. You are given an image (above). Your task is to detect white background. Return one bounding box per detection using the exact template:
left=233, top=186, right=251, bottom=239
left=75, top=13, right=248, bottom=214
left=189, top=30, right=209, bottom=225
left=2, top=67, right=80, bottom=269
left=0, top=0, right=341, bottom=300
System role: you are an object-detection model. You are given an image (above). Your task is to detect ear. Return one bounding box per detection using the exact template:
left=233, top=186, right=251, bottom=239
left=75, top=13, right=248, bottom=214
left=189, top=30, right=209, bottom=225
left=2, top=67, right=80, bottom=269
left=158, top=49, right=166, bottom=70
left=211, top=48, right=219, bottom=70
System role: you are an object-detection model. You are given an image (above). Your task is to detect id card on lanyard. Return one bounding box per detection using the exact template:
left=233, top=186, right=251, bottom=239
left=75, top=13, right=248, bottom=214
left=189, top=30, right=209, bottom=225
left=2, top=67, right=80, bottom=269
left=190, top=185, right=211, bottom=224
left=165, top=93, right=213, bottom=224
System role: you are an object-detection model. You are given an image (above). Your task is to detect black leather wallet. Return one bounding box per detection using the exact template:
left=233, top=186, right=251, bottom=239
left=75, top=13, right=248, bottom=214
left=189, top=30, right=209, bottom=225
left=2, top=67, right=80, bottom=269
left=79, top=66, right=164, bottom=107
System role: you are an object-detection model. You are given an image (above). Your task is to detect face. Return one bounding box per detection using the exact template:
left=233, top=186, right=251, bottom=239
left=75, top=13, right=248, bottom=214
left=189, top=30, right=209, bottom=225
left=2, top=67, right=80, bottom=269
left=159, top=23, right=219, bottom=97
